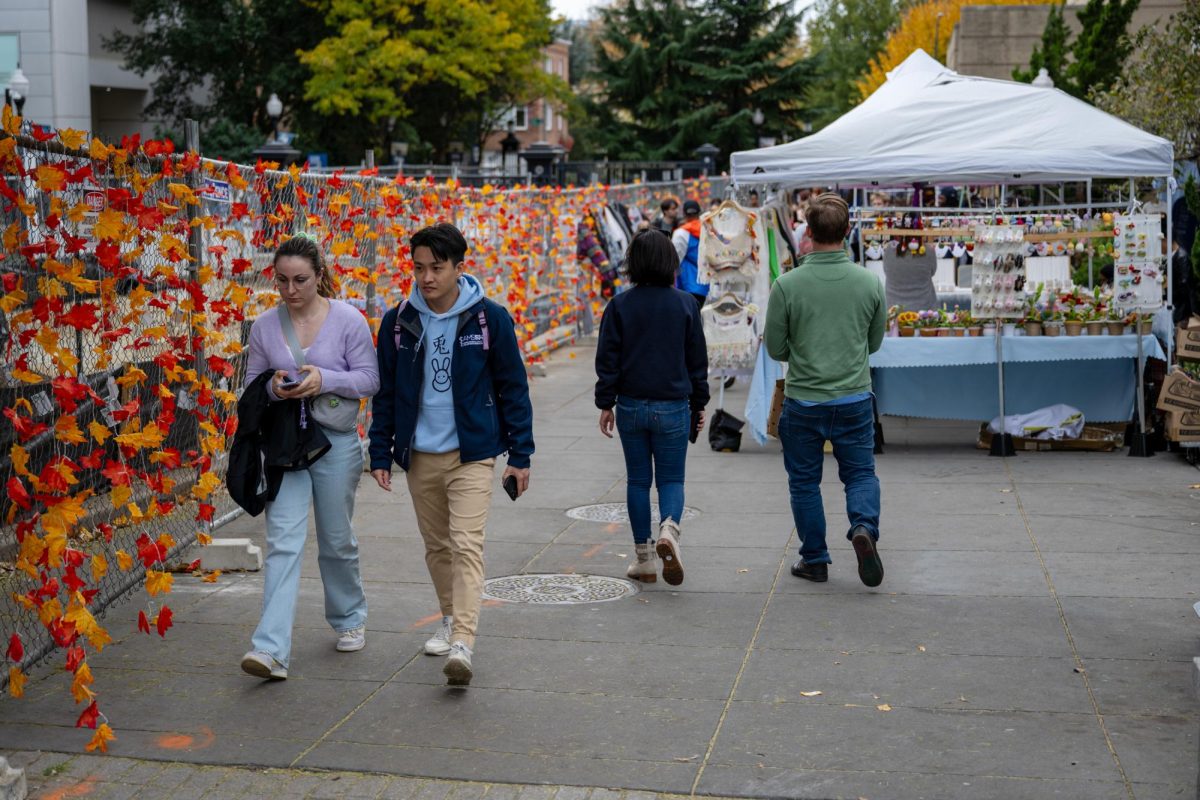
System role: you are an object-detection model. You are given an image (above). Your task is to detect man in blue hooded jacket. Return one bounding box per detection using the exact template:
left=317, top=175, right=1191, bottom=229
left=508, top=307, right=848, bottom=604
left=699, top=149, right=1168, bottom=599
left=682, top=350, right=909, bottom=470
left=369, top=223, right=534, bottom=686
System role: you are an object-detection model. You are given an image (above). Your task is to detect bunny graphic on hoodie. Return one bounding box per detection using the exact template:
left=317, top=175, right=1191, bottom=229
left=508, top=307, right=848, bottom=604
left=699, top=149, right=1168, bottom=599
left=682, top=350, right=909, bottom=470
left=409, top=274, right=485, bottom=454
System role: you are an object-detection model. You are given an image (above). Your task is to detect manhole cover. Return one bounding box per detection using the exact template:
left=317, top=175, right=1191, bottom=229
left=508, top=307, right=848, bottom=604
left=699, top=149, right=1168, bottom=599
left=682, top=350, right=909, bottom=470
left=565, top=503, right=700, bottom=523
left=482, top=574, right=638, bottom=604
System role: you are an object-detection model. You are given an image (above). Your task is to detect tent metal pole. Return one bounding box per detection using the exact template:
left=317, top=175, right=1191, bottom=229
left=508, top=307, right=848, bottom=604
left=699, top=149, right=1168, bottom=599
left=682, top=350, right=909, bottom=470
left=856, top=188, right=866, bottom=267
left=1087, top=178, right=1094, bottom=288
left=989, top=325, right=1014, bottom=456
left=1166, top=174, right=1174, bottom=369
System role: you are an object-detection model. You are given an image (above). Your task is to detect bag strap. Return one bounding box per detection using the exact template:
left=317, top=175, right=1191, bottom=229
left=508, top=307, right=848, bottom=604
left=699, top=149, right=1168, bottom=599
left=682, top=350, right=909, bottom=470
left=277, top=306, right=307, bottom=370
left=392, top=298, right=409, bottom=349
left=477, top=308, right=489, bottom=351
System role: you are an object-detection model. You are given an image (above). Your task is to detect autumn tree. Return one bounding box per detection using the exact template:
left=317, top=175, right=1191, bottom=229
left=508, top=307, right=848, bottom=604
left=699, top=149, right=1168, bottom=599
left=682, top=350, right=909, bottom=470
left=804, top=0, right=899, bottom=130
left=300, top=0, right=569, bottom=162
left=1093, top=0, right=1200, bottom=159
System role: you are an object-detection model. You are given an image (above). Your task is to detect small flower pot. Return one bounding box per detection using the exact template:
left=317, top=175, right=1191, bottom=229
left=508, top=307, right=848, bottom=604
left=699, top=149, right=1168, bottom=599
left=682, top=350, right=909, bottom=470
left=1002, top=323, right=1016, bottom=337
left=950, top=327, right=966, bottom=337
left=968, top=326, right=983, bottom=337
left=1064, top=320, right=1084, bottom=336
left=1085, top=321, right=1104, bottom=336
left=1106, top=321, right=1126, bottom=336
left=918, top=327, right=940, bottom=337
left=899, top=326, right=916, bottom=337
left=982, top=324, right=997, bottom=337
left=1024, top=322, right=1043, bottom=336
left=1139, top=319, right=1154, bottom=335
left=937, top=327, right=952, bottom=337
left=1044, top=323, right=1063, bottom=337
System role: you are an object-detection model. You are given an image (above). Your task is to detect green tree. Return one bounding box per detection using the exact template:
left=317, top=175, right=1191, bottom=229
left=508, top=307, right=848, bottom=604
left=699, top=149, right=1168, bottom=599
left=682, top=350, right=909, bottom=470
left=301, top=0, right=569, bottom=162
left=1093, top=0, right=1200, bottom=159
left=105, top=0, right=349, bottom=158
left=804, top=0, right=899, bottom=131
left=1012, top=2, right=1069, bottom=88
left=1013, top=0, right=1140, bottom=98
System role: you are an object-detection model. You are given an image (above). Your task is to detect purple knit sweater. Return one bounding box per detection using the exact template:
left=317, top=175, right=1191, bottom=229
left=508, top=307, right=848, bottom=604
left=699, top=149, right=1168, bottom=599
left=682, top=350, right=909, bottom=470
left=245, top=299, right=380, bottom=401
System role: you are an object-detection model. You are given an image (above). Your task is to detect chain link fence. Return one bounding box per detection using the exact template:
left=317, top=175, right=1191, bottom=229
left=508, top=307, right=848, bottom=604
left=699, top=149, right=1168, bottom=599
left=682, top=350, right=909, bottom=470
left=0, top=121, right=728, bottom=689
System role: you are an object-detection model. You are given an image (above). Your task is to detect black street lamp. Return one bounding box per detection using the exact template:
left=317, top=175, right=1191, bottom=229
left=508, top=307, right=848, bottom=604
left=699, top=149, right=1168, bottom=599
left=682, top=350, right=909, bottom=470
left=251, top=91, right=301, bottom=167
left=694, top=143, right=720, bottom=176
left=500, top=123, right=521, bottom=177
left=5, top=66, right=29, bottom=116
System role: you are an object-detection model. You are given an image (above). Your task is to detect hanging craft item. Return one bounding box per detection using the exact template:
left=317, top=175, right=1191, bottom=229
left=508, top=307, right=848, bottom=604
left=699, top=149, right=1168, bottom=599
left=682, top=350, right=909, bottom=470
left=1112, top=214, right=1164, bottom=313
left=698, top=200, right=762, bottom=284
left=970, top=224, right=1026, bottom=320
left=701, top=293, right=760, bottom=372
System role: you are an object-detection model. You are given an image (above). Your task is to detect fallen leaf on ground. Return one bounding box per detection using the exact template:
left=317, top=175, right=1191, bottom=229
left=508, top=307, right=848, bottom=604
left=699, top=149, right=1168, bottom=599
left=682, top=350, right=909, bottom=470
left=876, top=704, right=892, bottom=712
left=799, top=691, right=822, bottom=697
left=1000, top=488, right=1013, bottom=493
left=917, top=644, right=926, bottom=652
left=1189, top=484, right=1200, bottom=489
left=737, top=568, right=749, bottom=573
left=672, top=755, right=699, bottom=762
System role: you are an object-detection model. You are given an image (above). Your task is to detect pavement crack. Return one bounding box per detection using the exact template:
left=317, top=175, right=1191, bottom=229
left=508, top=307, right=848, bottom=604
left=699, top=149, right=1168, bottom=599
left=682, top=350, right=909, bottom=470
left=1003, top=461, right=1136, bottom=800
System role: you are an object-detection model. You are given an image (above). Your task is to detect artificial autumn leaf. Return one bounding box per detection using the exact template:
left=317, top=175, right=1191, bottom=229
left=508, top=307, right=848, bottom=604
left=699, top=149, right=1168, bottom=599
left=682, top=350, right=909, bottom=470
left=8, top=667, right=25, bottom=698
left=71, top=662, right=95, bottom=703
left=114, top=422, right=165, bottom=450
left=57, top=303, right=99, bottom=330
left=6, top=477, right=31, bottom=510
left=144, top=569, right=173, bottom=596
left=35, top=164, right=68, bottom=192
left=88, top=420, right=111, bottom=444
left=54, top=415, right=87, bottom=445
left=155, top=605, right=174, bottom=637
left=202, top=570, right=221, bottom=583
left=93, top=208, right=126, bottom=241
left=115, top=550, right=133, bottom=571
left=137, top=610, right=150, bottom=635
left=109, top=484, right=131, bottom=510
left=75, top=700, right=100, bottom=729
left=6, top=634, right=23, bottom=663
left=85, top=723, right=116, bottom=753
left=58, top=127, right=88, bottom=150
left=191, top=471, right=221, bottom=501
left=91, top=554, right=108, bottom=582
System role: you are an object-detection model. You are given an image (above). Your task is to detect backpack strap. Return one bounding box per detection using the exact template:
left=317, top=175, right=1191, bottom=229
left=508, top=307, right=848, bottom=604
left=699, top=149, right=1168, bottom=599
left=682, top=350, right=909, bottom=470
left=392, top=298, right=409, bottom=350
left=477, top=308, right=489, bottom=351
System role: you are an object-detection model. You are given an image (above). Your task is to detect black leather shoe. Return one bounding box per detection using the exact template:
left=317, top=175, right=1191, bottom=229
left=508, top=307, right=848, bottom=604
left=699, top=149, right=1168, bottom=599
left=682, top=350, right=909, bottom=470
left=850, top=526, right=884, bottom=587
left=790, top=560, right=828, bottom=582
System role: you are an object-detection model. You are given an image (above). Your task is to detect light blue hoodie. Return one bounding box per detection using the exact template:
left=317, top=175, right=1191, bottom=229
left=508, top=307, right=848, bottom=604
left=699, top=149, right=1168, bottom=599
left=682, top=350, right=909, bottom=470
left=409, top=274, right=485, bottom=454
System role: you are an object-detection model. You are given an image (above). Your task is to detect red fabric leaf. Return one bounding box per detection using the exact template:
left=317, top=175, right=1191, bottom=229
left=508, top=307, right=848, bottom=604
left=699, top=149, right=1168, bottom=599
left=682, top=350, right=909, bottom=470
left=65, top=646, right=85, bottom=672
left=137, top=610, right=150, bottom=635
left=156, top=606, right=174, bottom=637
left=75, top=700, right=99, bottom=729
left=6, top=477, right=31, bottom=510
left=6, top=634, right=23, bottom=663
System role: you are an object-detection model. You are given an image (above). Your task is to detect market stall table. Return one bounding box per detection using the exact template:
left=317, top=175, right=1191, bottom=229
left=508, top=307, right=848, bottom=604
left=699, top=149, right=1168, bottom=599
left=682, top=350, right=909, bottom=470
left=869, top=334, right=1165, bottom=422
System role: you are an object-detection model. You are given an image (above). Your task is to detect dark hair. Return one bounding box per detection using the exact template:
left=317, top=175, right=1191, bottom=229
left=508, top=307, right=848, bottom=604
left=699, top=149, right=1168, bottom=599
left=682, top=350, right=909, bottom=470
left=411, top=223, right=468, bottom=264
left=806, top=193, right=851, bottom=245
left=660, top=197, right=679, bottom=213
left=1101, top=264, right=1114, bottom=283
left=274, top=234, right=336, bottom=297
left=625, top=229, right=679, bottom=287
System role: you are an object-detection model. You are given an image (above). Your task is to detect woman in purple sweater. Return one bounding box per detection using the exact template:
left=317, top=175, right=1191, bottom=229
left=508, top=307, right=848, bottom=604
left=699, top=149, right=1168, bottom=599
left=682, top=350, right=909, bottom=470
left=239, top=235, right=380, bottom=681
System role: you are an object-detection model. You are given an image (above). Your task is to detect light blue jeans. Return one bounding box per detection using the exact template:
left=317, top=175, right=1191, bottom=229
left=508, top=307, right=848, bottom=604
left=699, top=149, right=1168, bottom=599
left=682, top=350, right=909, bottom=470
left=251, top=429, right=367, bottom=666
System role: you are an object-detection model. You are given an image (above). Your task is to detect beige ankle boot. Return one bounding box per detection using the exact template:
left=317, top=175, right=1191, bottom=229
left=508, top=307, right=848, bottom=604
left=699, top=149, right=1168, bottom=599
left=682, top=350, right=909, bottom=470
left=626, top=542, right=657, bottom=583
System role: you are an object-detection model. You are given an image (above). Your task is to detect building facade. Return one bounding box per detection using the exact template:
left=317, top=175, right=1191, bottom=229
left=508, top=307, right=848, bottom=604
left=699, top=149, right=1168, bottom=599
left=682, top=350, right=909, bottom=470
left=481, top=39, right=573, bottom=171
left=0, top=0, right=157, bottom=142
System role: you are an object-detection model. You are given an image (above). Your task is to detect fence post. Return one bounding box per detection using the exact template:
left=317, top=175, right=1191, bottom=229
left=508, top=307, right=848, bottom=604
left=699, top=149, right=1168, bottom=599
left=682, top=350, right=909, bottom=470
left=184, top=119, right=208, bottom=519
left=364, top=149, right=377, bottom=321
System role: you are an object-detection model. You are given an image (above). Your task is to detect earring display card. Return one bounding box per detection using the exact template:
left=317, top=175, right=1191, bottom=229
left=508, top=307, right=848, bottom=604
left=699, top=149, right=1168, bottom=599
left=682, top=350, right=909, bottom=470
left=1112, top=214, right=1164, bottom=313
left=970, top=225, right=1027, bottom=320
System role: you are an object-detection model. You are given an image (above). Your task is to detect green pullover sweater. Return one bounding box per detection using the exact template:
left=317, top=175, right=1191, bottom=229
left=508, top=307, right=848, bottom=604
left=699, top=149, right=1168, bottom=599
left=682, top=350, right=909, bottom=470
left=764, top=249, right=886, bottom=402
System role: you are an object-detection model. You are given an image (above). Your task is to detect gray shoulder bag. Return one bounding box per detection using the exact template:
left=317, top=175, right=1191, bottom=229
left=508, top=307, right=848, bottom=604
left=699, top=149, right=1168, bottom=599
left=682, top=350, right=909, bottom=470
left=277, top=307, right=360, bottom=433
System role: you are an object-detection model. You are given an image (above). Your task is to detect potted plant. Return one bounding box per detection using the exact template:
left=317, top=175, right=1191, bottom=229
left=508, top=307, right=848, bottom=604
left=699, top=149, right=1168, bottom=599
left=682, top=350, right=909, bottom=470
left=1085, top=289, right=1106, bottom=335
left=1059, top=290, right=1086, bottom=336
left=917, top=310, right=941, bottom=336
left=1106, top=303, right=1126, bottom=335
left=1021, top=283, right=1044, bottom=336
left=1043, top=307, right=1064, bottom=337
left=897, top=310, right=918, bottom=337
left=959, top=311, right=983, bottom=337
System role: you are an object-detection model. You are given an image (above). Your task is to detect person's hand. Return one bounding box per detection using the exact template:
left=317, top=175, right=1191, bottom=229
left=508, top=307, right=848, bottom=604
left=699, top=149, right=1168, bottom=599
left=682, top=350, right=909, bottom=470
left=502, top=465, right=530, bottom=498
left=289, top=365, right=323, bottom=398
left=271, top=370, right=294, bottom=397
left=599, top=408, right=615, bottom=438
left=371, top=469, right=392, bottom=492
left=696, top=410, right=706, bottom=433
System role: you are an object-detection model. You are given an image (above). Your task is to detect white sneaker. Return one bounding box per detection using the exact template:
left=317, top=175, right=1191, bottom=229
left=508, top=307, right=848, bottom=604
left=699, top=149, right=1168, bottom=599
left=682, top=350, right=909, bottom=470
left=336, top=626, right=366, bottom=652
left=444, top=642, right=474, bottom=686
left=240, top=650, right=287, bottom=680
left=424, top=616, right=453, bottom=656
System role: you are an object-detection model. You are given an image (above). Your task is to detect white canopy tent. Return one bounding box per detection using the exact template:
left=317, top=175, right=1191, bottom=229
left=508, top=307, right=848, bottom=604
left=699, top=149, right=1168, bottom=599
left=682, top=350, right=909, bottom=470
left=730, top=49, right=1174, bottom=187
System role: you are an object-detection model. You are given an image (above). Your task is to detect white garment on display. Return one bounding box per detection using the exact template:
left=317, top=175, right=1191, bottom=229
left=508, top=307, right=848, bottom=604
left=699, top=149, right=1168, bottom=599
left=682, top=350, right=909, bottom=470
left=701, top=300, right=759, bottom=373
left=698, top=201, right=764, bottom=284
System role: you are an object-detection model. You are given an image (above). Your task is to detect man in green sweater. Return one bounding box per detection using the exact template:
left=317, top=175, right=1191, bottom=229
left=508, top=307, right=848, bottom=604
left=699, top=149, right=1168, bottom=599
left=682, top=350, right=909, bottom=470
left=764, top=193, right=886, bottom=587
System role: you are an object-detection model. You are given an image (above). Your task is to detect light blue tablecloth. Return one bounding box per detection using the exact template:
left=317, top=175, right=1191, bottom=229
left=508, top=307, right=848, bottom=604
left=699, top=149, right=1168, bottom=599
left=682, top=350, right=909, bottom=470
left=869, top=334, right=1165, bottom=422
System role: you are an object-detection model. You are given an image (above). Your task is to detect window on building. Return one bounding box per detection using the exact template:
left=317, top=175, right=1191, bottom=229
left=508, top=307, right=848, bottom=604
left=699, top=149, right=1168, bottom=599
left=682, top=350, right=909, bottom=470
left=545, top=106, right=553, bottom=133
left=499, top=105, right=528, bottom=131
left=0, top=35, right=19, bottom=87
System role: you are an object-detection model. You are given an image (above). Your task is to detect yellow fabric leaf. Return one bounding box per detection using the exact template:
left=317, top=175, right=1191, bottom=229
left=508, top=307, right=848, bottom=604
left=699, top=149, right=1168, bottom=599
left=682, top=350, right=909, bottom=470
left=85, top=723, right=116, bottom=753
left=191, top=471, right=222, bottom=501
left=145, top=569, right=173, bottom=596
left=91, top=554, right=108, bottom=582
left=35, top=164, right=66, bottom=192
left=115, top=422, right=165, bottom=450
left=58, top=128, right=88, bottom=150
left=202, top=570, right=222, bottom=583
left=8, top=668, right=25, bottom=699
left=115, top=365, right=148, bottom=388
left=10, top=444, right=30, bottom=477
left=109, top=484, right=131, bottom=509
left=54, top=415, right=87, bottom=445
left=88, top=420, right=112, bottom=444
left=197, top=532, right=213, bottom=546
left=71, top=662, right=95, bottom=703
left=116, top=550, right=133, bottom=571
left=42, top=499, right=86, bottom=559
left=65, top=596, right=112, bottom=651
left=38, top=597, right=63, bottom=627
left=0, top=289, right=26, bottom=313
left=94, top=207, right=126, bottom=241
left=90, top=137, right=112, bottom=160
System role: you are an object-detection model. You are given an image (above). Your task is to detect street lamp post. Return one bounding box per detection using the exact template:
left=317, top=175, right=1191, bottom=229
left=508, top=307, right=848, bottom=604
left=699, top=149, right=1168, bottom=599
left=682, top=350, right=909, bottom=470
left=694, top=143, right=720, bottom=177
left=5, top=66, right=30, bottom=116
left=266, top=92, right=283, bottom=143
left=1031, top=68, right=1055, bottom=88
left=500, top=123, right=521, bottom=178
left=251, top=91, right=301, bottom=167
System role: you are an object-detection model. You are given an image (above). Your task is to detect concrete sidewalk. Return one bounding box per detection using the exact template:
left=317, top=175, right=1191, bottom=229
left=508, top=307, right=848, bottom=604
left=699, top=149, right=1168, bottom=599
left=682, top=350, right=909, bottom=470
left=3, top=341, right=1198, bottom=800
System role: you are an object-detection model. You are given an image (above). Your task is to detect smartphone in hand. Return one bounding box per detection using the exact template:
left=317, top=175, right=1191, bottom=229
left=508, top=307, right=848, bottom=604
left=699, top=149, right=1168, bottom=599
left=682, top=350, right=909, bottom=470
left=688, top=409, right=701, bottom=444
left=279, top=373, right=302, bottom=391
left=503, top=474, right=519, bottom=501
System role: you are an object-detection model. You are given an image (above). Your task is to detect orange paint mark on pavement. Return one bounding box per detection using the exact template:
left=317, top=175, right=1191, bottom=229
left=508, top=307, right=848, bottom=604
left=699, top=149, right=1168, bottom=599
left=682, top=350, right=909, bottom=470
left=155, top=726, right=215, bottom=751
left=41, top=776, right=97, bottom=799
left=582, top=544, right=604, bottom=559
left=409, top=612, right=443, bottom=630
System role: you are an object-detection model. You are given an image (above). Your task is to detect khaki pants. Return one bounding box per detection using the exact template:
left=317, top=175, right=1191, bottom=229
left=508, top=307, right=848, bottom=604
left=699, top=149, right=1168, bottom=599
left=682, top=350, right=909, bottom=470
left=406, top=451, right=495, bottom=648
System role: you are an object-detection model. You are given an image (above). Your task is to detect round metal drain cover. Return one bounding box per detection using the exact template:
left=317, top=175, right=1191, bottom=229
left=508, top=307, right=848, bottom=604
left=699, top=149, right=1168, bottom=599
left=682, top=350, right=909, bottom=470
left=482, top=573, right=638, bottom=604
left=565, top=503, right=699, bottom=523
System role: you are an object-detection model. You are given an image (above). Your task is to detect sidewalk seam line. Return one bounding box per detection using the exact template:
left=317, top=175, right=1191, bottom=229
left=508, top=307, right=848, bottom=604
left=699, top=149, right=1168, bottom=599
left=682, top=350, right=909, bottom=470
left=517, top=476, right=625, bottom=573
left=688, top=533, right=792, bottom=798
left=286, top=649, right=424, bottom=770
left=1004, top=461, right=1135, bottom=800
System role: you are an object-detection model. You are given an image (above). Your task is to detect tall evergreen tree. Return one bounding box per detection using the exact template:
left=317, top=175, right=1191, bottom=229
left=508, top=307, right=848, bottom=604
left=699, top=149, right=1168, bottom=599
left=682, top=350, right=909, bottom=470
left=686, top=0, right=811, bottom=159
left=804, top=0, right=899, bottom=131
left=1012, top=2, right=1070, bottom=88
left=1068, top=0, right=1141, bottom=98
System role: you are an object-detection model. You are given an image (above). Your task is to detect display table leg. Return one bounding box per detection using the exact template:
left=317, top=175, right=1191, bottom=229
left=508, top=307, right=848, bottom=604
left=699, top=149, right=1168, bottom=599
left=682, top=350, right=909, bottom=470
left=989, top=329, right=1015, bottom=457
left=1128, top=328, right=1154, bottom=458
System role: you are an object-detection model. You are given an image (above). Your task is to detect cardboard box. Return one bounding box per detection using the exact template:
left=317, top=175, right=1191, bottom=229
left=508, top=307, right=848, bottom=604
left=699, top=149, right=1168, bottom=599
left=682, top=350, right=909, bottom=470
left=766, top=379, right=785, bottom=438
left=1177, top=327, right=1200, bottom=362
left=1156, top=369, right=1200, bottom=413
left=976, top=423, right=1123, bottom=452
left=1165, top=410, right=1200, bottom=442
left=1186, top=315, right=1200, bottom=331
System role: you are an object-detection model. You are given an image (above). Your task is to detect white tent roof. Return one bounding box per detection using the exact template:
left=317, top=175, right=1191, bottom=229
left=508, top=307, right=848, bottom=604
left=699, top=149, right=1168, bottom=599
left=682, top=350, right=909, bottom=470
left=730, top=50, right=1174, bottom=187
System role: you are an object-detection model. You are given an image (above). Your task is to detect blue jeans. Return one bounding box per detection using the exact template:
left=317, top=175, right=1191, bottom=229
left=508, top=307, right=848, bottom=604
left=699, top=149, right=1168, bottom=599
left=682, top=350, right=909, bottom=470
left=252, top=429, right=368, bottom=666
left=616, top=398, right=690, bottom=544
left=778, top=397, right=881, bottom=565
